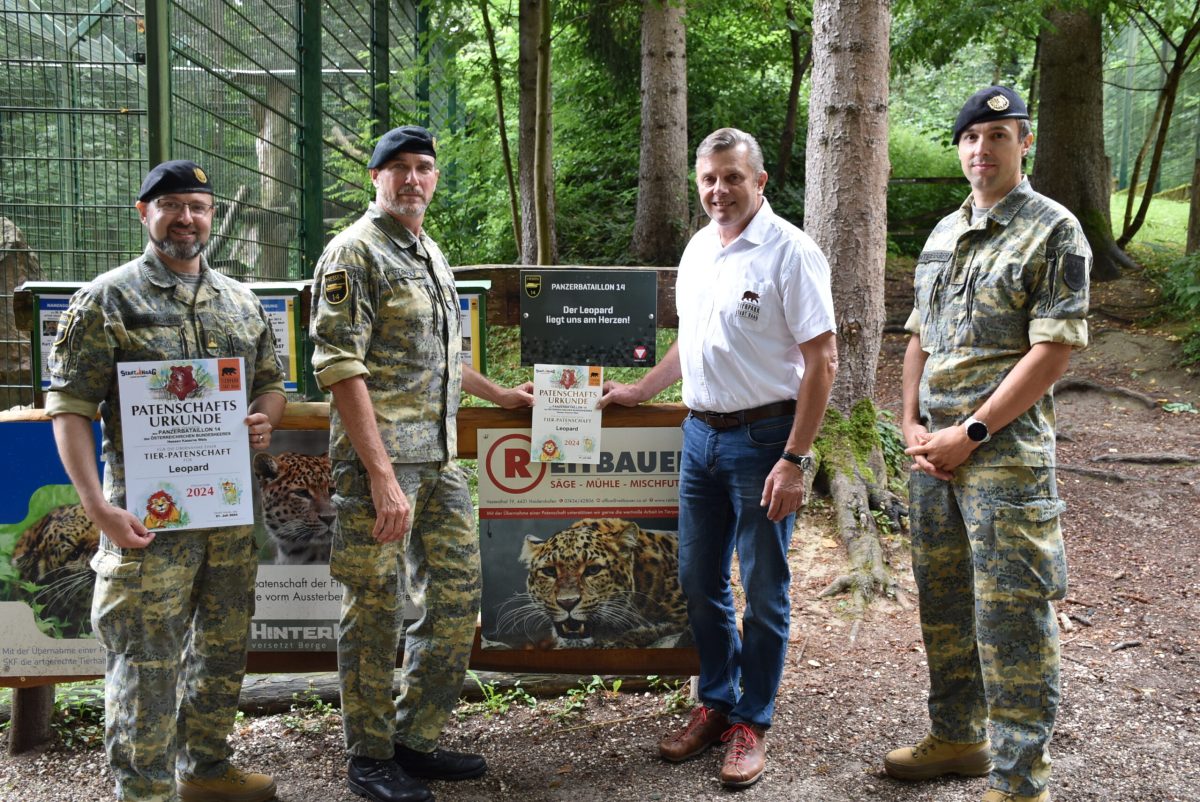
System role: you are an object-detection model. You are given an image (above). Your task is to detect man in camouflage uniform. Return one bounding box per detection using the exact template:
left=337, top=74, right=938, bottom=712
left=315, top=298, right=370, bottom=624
left=47, top=160, right=285, bottom=802
left=309, top=125, right=532, bottom=802
left=883, top=87, right=1090, bottom=802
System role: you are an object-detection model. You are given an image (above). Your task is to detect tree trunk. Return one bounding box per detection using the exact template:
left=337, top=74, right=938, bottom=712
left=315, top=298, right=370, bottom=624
left=481, top=0, right=522, bottom=258
left=519, top=0, right=557, bottom=265
left=1032, top=8, right=1135, bottom=282
left=0, top=218, right=40, bottom=409
left=254, top=77, right=294, bottom=278
left=532, top=0, right=553, bottom=265
left=773, top=0, right=812, bottom=190
left=804, top=0, right=895, bottom=610
left=804, top=0, right=889, bottom=413
left=630, top=0, right=689, bottom=266
left=1189, top=157, right=1200, bottom=255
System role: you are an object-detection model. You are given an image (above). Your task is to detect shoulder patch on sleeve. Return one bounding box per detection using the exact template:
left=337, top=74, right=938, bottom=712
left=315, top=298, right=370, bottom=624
left=323, top=269, right=349, bottom=305
left=1063, top=253, right=1088, bottom=292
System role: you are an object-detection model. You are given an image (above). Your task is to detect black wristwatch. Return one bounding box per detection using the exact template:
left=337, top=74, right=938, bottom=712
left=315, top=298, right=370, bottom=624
left=780, top=451, right=814, bottom=471
left=963, top=415, right=991, bottom=443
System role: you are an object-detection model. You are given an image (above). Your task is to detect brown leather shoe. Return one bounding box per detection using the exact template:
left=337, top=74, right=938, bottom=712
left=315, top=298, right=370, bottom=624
left=719, top=722, right=766, bottom=788
left=658, top=706, right=729, bottom=762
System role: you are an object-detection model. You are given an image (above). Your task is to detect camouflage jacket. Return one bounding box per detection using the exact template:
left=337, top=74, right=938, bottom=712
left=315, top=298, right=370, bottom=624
left=309, top=203, right=462, bottom=463
left=45, top=246, right=286, bottom=500
left=905, top=178, right=1091, bottom=467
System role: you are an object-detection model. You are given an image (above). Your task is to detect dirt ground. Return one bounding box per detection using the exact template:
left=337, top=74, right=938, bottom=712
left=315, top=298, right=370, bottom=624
left=2, top=267, right=1198, bottom=801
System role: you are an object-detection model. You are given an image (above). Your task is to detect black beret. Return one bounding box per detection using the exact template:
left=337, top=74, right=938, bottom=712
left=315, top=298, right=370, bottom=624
left=138, top=160, right=213, bottom=202
left=952, top=86, right=1030, bottom=144
left=367, top=125, right=437, bottom=168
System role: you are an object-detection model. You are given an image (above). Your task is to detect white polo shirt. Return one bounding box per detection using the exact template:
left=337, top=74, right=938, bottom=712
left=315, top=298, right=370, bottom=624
left=676, top=197, right=835, bottom=414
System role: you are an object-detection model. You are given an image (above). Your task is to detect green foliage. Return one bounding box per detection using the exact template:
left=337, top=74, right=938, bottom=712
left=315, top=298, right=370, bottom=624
left=887, top=122, right=965, bottom=254
left=552, top=675, right=622, bottom=723
left=282, top=686, right=340, bottom=734
left=647, top=674, right=691, bottom=714
left=52, top=682, right=105, bottom=750
left=457, top=670, right=538, bottom=719
left=876, top=409, right=907, bottom=484
left=1144, top=246, right=1200, bottom=367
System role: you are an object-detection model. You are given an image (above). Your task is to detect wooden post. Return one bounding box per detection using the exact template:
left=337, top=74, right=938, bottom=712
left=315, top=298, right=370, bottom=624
left=7, top=685, right=55, bottom=754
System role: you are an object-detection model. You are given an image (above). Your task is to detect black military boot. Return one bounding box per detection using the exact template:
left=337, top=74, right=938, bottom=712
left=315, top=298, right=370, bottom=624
left=347, top=756, right=433, bottom=802
left=393, top=741, right=487, bottom=781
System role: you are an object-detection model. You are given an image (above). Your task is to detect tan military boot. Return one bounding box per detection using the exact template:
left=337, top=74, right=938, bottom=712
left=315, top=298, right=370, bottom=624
left=177, top=765, right=277, bottom=802
left=884, top=733, right=993, bottom=780
left=981, top=790, right=1050, bottom=802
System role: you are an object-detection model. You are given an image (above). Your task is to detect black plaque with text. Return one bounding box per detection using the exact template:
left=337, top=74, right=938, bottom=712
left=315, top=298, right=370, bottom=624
left=520, top=270, right=657, bottom=367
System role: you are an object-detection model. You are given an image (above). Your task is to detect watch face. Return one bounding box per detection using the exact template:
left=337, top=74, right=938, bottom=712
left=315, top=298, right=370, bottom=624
left=967, top=420, right=988, bottom=442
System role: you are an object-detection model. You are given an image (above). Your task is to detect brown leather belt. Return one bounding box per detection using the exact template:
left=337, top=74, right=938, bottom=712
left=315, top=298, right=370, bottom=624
left=689, top=400, right=796, bottom=430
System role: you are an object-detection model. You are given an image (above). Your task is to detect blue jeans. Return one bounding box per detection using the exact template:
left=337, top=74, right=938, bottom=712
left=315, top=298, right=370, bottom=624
left=678, top=412, right=795, bottom=728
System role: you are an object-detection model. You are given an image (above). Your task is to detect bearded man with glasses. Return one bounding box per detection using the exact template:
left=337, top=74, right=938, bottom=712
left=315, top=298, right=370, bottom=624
left=47, top=159, right=285, bottom=802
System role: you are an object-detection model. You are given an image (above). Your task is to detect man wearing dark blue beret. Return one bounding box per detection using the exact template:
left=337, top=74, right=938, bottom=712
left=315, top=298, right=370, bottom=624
left=310, top=126, right=532, bottom=802
left=47, top=159, right=285, bottom=802
left=884, top=86, right=1090, bottom=802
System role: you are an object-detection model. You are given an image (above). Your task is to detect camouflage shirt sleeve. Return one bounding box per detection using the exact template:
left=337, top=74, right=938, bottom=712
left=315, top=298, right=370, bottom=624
left=310, top=245, right=375, bottom=391
left=45, top=289, right=110, bottom=418
left=1028, top=219, right=1090, bottom=349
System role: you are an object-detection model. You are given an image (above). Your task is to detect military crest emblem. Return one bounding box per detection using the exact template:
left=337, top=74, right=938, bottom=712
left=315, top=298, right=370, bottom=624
left=323, top=269, right=349, bottom=305
left=524, top=273, right=542, bottom=299
left=987, top=95, right=1010, bottom=111
left=193, top=166, right=208, bottom=183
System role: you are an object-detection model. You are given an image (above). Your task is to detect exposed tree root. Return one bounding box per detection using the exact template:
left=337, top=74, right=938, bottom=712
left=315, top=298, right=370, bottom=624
left=1054, top=378, right=1159, bottom=408
left=1092, top=453, right=1200, bottom=465
left=1059, top=465, right=1129, bottom=482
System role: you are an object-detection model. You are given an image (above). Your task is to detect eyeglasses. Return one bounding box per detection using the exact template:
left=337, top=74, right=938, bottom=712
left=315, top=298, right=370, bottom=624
left=155, top=198, right=216, bottom=217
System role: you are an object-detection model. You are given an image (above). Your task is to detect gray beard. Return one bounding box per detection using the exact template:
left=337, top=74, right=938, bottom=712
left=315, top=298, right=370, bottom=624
left=151, top=235, right=207, bottom=261
left=380, top=191, right=428, bottom=220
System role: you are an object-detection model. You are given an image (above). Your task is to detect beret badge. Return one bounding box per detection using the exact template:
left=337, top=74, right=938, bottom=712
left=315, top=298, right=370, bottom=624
left=193, top=167, right=208, bottom=183
left=987, top=95, right=1010, bottom=112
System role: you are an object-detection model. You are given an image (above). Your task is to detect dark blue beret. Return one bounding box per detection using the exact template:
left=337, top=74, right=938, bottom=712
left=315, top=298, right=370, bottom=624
left=952, top=86, right=1030, bottom=144
left=138, top=160, right=213, bottom=202
left=367, top=125, right=437, bottom=168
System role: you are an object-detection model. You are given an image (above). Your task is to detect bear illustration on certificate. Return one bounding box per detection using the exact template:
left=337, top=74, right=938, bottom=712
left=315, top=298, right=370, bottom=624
left=531, top=364, right=603, bottom=465
left=118, top=357, right=254, bottom=530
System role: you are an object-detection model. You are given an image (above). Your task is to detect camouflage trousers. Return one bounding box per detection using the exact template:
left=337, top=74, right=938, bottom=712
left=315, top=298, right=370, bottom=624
left=330, top=459, right=480, bottom=758
left=909, top=466, right=1067, bottom=797
left=90, top=525, right=257, bottom=802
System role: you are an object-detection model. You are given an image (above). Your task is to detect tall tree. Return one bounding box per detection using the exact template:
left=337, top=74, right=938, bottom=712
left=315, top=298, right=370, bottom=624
left=630, top=0, right=689, bottom=265
left=1033, top=7, right=1136, bottom=281
left=519, top=0, right=558, bottom=264
left=1189, top=153, right=1200, bottom=254
left=1117, top=0, right=1200, bottom=248
left=805, top=0, right=896, bottom=606
left=773, top=0, right=813, bottom=189
left=481, top=0, right=522, bottom=257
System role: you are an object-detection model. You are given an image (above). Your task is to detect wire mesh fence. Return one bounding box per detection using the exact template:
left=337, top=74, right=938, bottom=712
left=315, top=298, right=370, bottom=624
left=0, top=0, right=423, bottom=405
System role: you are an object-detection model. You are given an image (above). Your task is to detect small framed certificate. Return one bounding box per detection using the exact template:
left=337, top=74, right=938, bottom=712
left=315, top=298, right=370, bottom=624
left=118, top=358, right=254, bottom=531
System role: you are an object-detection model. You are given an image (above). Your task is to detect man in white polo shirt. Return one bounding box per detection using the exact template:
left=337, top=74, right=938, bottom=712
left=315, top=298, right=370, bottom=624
left=601, top=127, right=837, bottom=789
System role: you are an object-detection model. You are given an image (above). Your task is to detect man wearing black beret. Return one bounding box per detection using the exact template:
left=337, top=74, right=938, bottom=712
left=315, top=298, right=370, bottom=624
left=310, top=126, right=532, bottom=802
left=883, top=87, right=1090, bottom=802
left=47, top=159, right=285, bottom=802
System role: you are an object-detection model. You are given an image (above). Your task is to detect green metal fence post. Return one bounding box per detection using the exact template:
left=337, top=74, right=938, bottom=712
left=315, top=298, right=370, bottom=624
left=298, top=0, right=323, bottom=276
left=144, top=0, right=172, bottom=166
left=371, top=0, right=390, bottom=138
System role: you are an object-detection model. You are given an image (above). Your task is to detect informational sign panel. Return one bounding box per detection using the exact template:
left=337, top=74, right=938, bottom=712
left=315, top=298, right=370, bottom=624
left=459, top=293, right=483, bottom=373
left=519, top=270, right=656, bottom=367
left=257, top=296, right=301, bottom=393
left=36, top=295, right=73, bottom=390
left=476, top=426, right=689, bottom=651
left=118, top=358, right=254, bottom=531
